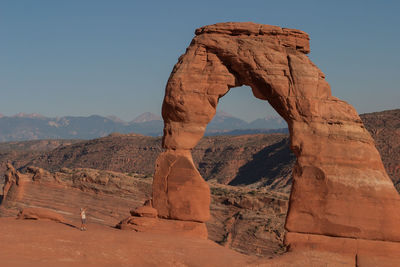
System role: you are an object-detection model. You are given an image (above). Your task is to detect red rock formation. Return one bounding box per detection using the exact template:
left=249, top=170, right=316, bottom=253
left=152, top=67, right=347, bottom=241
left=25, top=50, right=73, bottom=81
left=118, top=200, right=208, bottom=239
left=0, top=218, right=259, bottom=266
left=153, top=150, right=210, bottom=222
left=116, top=216, right=208, bottom=240
left=3, top=163, right=19, bottom=199
left=17, top=207, right=67, bottom=224
left=153, top=21, right=400, bottom=250
left=1, top=167, right=151, bottom=226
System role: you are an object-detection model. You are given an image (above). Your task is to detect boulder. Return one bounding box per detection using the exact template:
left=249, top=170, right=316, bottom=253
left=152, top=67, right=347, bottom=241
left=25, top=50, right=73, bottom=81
left=116, top=216, right=208, bottom=240
left=17, top=207, right=67, bottom=224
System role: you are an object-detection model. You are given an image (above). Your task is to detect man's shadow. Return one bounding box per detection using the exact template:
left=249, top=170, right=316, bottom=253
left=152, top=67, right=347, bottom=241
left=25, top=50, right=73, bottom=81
left=61, top=221, right=80, bottom=229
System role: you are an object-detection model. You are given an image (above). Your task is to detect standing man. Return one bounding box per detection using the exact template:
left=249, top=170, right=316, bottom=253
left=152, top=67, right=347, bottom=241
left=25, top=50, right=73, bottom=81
left=80, top=208, right=87, bottom=231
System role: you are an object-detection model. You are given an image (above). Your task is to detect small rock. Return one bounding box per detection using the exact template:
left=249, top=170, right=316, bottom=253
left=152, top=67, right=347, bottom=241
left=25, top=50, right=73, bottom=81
left=130, top=206, right=158, bottom=218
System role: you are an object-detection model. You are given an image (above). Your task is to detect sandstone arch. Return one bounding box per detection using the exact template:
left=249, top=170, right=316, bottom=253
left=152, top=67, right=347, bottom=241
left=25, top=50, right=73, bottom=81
left=152, top=22, right=400, bottom=244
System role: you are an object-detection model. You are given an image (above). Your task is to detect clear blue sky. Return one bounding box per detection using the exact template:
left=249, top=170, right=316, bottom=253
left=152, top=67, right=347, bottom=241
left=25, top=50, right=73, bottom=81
left=0, top=0, right=399, bottom=121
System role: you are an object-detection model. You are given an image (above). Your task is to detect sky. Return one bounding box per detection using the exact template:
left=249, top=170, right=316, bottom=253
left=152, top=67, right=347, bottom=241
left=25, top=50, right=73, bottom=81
left=0, top=0, right=399, bottom=122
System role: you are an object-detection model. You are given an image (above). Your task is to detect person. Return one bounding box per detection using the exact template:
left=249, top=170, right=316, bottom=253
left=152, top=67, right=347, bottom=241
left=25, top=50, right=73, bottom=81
left=80, top=208, right=87, bottom=231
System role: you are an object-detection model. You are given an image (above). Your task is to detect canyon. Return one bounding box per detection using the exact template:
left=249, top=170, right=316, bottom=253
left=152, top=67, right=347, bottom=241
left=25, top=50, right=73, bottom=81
left=1, top=109, right=398, bottom=193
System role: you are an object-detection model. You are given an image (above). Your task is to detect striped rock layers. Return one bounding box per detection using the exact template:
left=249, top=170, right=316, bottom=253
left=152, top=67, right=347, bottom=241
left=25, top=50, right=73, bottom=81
left=152, top=22, right=400, bottom=247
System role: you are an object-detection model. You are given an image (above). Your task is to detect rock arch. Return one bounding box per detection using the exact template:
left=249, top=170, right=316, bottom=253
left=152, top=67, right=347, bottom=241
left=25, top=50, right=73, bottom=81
left=152, top=22, right=400, bottom=243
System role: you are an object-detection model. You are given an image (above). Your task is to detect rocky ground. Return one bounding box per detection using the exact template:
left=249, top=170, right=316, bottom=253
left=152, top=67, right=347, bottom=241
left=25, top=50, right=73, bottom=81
left=0, top=167, right=288, bottom=257
left=0, top=218, right=258, bottom=267
left=1, top=218, right=366, bottom=267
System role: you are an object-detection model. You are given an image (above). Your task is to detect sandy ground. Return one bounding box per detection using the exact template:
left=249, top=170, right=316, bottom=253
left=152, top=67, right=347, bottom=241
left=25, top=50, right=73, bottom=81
left=0, top=217, right=262, bottom=267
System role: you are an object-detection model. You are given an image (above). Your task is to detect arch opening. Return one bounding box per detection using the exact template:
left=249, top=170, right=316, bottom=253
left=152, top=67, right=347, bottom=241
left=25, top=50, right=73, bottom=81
left=196, top=85, right=292, bottom=189
left=188, top=84, right=294, bottom=254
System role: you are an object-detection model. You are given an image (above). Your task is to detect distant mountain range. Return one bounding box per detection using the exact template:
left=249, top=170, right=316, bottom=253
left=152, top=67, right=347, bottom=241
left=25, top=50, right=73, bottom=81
left=0, top=111, right=287, bottom=142
left=0, top=109, right=398, bottom=193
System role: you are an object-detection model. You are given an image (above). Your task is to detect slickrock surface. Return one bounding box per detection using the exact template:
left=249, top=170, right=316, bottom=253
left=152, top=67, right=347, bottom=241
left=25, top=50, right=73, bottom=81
left=155, top=21, right=400, bottom=256
left=1, top=218, right=398, bottom=266
left=0, top=166, right=289, bottom=256
left=0, top=167, right=151, bottom=225
left=0, top=218, right=259, bottom=267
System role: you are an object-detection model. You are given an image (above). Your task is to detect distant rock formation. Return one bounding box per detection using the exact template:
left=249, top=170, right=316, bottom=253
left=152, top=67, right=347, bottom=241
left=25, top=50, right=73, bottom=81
left=361, top=109, right=400, bottom=191
left=2, top=133, right=293, bottom=192
left=3, top=163, right=19, bottom=199
left=153, top=21, right=400, bottom=259
left=0, top=111, right=288, bottom=142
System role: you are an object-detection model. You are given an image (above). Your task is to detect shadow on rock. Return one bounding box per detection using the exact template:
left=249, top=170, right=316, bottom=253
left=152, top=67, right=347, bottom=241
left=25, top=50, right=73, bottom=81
left=229, top=138, right=295, bottom=190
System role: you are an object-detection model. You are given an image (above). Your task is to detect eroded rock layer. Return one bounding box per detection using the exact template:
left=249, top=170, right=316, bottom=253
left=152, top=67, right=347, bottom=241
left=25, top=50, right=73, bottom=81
left=0, top=166, right=289, bottom=256
left=154, top=22, right=400, bottom=245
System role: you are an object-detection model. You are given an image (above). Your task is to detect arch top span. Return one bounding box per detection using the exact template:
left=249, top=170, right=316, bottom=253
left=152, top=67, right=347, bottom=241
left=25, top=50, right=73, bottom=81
left=161, top=22, right=342, bottom=150
left=153, top=22, right=400, bottom=243
left=194, top=22, right=311, bottom=54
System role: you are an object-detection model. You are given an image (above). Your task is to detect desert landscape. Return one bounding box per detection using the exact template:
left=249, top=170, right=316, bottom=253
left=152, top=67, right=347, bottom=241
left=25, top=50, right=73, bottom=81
left=1, top=20, right=400, bottom=266
left=1, top=1, right=400, bottom=266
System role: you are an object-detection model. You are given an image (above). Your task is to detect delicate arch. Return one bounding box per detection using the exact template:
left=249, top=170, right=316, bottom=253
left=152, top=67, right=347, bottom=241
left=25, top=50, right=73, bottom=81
left=153, top=22, right=400, bottom=243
